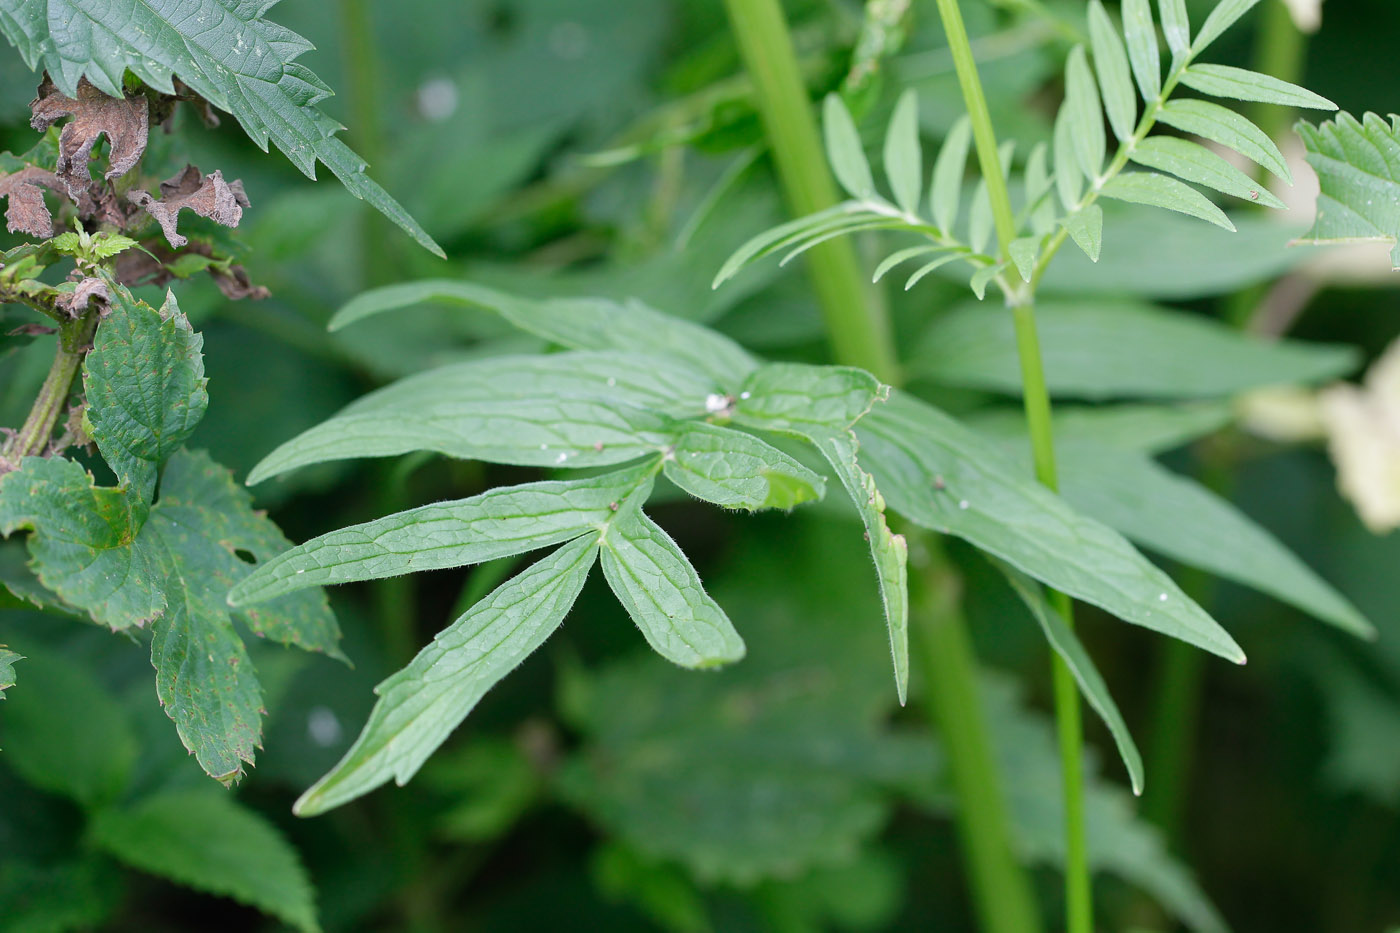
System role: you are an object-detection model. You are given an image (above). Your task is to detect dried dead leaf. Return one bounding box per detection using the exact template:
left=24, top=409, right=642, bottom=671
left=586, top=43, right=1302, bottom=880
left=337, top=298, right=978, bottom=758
left=129, top=165, right=250, bottom=248
left=0, top=165, right=63, bottom=238
left=113, top=240, right=270, bottom=301
left=57, top=277, right=110, bottom=319
left=30, top=77, right=149, bottom=196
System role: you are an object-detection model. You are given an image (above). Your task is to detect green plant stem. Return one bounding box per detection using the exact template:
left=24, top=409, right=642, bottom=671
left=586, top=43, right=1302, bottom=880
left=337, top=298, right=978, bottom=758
left=338, top=0, right=394, bottom=288
left=721, top=0, right=899, bottom=382
left=912, top=537, right=1044, bottom=933
left=2, top=313, right=99, bottom=464
left=1252, top=0, right=1306, bottom=145
left=722, top=2, right=1039, bottom=930
left=933, top=1, right=1090, bottom=928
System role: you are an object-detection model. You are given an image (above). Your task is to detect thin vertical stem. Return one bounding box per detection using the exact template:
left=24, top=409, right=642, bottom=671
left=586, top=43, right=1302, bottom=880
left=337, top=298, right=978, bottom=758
left=934, top=1, right=1091, bottom=929
left=721, top=0, right=899, bottom=382
left=722, top=2, right=1040, bottom=930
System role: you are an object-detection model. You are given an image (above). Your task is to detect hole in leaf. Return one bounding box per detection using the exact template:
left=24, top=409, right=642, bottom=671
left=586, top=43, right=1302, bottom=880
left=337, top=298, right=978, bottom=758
left=233, top=549, right=257, bottom=565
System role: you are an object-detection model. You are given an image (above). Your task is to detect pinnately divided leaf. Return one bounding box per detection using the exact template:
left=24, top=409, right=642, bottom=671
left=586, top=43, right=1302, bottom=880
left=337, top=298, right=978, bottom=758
left=0, top=0, right=443, bottom=256
left=295, top=535, right=599, bottom=815
left=600, top=509, right=746, bottom=669
left=1129, top=136, right=1285, bottom=208
left=1296, top=112, right=1400, bottom=268
left=1156, top=99, right=1292, bottom=183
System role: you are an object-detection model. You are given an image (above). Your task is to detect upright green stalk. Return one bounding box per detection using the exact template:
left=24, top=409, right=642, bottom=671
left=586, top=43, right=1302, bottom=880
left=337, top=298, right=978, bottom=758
left=722, top=2, right=1040, bottom=931
left=931, top=1, right=1091, bottom=930
left=721, top=0, right=899, bottom=381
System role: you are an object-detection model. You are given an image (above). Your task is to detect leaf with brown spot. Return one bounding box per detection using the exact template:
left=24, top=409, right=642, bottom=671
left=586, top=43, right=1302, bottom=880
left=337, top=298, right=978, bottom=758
left=30, top=77, right=149, bottom=196
left=0, top=165, right=62, bottom=238
left=129, top=166, right=249, bottom=249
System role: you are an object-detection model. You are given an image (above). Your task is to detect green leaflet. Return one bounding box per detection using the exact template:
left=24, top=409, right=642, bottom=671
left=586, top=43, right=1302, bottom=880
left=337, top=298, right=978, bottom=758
left=1122, top=0, right=1162, bottom=103
left=1179, top=64, right=1338, bottom=111
left=856, top=392, right=1245, bottom=663
left=295, top=535, right=599, bottom=816
left=0, top=0, right=441, bottom=256
left=247, top=352, right=696, bottom=483
left=1065, top=45, right=1105, bottom=181
left=1190, top=0, right=1261, bottom=57
left=0, top=646, right=16, bottom=698
left=1088, top=0, right=1137, bottom=142
left=1061, top=204, right=1103, bottom=263
left=1158, top=0, right=1191, bottom=58
left=664, top=422, right=825, bottom=511
left=1157, top=99, right=1292, bottom=183
left=931, top=115, right=972, bottom=233
left=330, top=281, right=758, bottom=387
left=730, top=362, right=884, bottom=438
left=1051, top=442, right=1374, bottom=638
left=813, top=432, right=909, bottom=705
left=0, top=451, right=341, bottom=782
left=911, top=299, right=1356, bottom=400
left=231, top=461, right=659, bottom=605
left=601, top=509, right=746, bottom=669
left=91, top=791, right=319, bottom=933
left=1, top=650, right=136, bottom=804
left=883, top=89, right=923, bottom=215
left=83, top=286, right=207, bottom=503
left=1296, top=112, right=1400, bottom=268
left=823, top=94, right=877, bottom=200
left=1129, top=136, right=1285, bottom=208
left=1100, top=172, right=1235, bottom=230
left=995, top=563, right=1144, bottom=795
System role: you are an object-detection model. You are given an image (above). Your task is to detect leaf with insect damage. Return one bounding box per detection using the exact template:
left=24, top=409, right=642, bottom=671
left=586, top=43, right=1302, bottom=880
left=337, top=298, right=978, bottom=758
left=129, top=165, right=250, bottom=249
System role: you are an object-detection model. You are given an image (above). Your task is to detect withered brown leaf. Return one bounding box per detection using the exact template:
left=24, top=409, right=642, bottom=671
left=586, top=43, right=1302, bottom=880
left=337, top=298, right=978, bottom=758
left=0, top=166, right=64, bottom=238
left=128, top=165, right=250, bottom=248
left=113, top=240, right=270, bottom=301
left=30, top=77, right=150, bottom=197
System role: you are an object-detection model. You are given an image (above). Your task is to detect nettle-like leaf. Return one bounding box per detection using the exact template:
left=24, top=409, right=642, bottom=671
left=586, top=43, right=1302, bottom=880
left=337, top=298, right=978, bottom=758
left=91, top=791, right=319, bottom=932
left=1295, top=112, right=1400, bottom=268
left=232, top=284, right=913, bottom=811
left=0, top=646, right=17, bottom=699
left=0, top=0, right=441, bottom=256
left=717, top=0, right=1335, bottom=300
left=0, top=284, right=339, bottom=783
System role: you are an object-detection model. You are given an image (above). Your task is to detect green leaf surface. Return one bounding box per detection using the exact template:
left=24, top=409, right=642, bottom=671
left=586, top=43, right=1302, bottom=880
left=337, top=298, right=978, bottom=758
left=730, top=362, right=884, bottom=438
left=1053, top=104, right=1084, bottom=210
left=664, top=422, right=825, bottom=511
left=1065, top=45, right=1106, bottom=180
left=1123, top=0, right=1162, bottom=103
left=884, top=89, right=922, bottom=215
left=0, top=647, right=15, bottom=698
left=1179, top=64, right=1338, bottom=111
left=231, top=462, right=657, bottom=605
left=996, top=563, right=1144, bottom=794
left=710, top=204, right=866, bottom=290
left=1190, top=0, right=1261, bottom=56
left=911, top=299, right=1355, bottom=399
left=931, top=115, right=972, bottom=233
left=331, top=281, right=758, bottom=387
left=0, top=450, right=340, bottom=782
left=0, top=0, right=440, bottom=255
left=1296, top=112, right=1400, bottom=268
left=83, top=286, right=208, bottom=502
left=1130, top=136, right=1284, bottom=207
left=1158, top=0, right=1191, bottom=58
left=1009, top=235, right=1043, bottom=281
left=0, top=858, right=120, bottom=933
left=814, top=432, right=909, bottom=704
left=1089, top=0, right=1137, bottom=141
left=1063, top=204, right=1104, bottom=262
left=1157, top=99, right=1292, bottom=183
left=91, top=791, right=319, bottom=932
left=823, top=94, right=877, bottom=200
left=248, top=351, right=700, bottom=483
left=1, top=650, right=136, bottom=803
left=1101, top=171, right=1236, bottom=230
left=295, top=535, right=598, bottom=815
left=601, top=510, right=745, bottom=669
left=856, top=393, right=1245, bottom=663
left=1052, top=442, right=1374, bottom=638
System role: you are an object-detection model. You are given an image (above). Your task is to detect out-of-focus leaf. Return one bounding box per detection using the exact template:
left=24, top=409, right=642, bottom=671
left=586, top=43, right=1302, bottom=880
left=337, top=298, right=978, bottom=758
left=884, top=89, right=923, bottom=215
left=296, top=536, right=598, bottom=815
left=910, top=300, right=1356, bottom=400
left=1123, top=0, right=1162, bottom=102
left=1296, top=112, right=1400, bottom=268
left=0, top=858, right=120, bottom=933
left=1065, top=46, right=1106, bottom=180
left=1190, top=0, right=1261, bottom=56
left=91, top=791, right=319, bottom=932
left=1088, top=0, right=1137, bottom=141
left=1, top=650, right=135, bottom=803
left=1158, top=0, right=1191, bottom=58
left=600, top=509, right=745, bottom=669
left=931, top=116, right=972, bottom=233
left=823, top=95, right=877, bottom=200
left=0, top=646, right=17, bottom=699
left=857, top=393, right=1245, bottom=663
